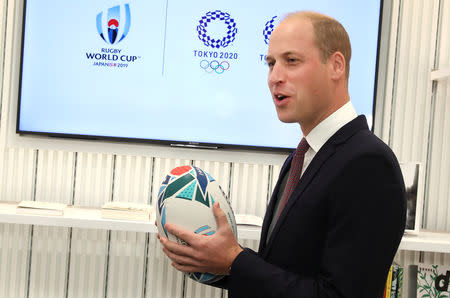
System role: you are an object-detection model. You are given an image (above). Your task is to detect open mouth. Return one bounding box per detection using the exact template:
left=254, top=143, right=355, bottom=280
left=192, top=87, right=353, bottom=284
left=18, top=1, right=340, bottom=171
left=276, top=94, right=288, bottom=101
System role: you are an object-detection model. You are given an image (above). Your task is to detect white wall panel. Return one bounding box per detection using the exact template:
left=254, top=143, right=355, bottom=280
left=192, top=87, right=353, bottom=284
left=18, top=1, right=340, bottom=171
left=424, top=0, right=450, bottom=231
left=230, top=163, right=270, bottom=218
left=67, top=229, right=108, bottom=298
left=34, top=149, right=75, bottom=204
left=373, top=0, right=400, bottom=142
left=0, top=147, right=35, bottom=202
left=29, top=150, right=74, bottom=298
left=28, top=226, right=70, bottom=298
left=113, top=155, right=153, bottom=204
left=106, top=231, right=147, bottom=298
left=69, top=153, right=113, bottom=297
left=74, top=152, right=114, bottom=206
left=0, top=0, right=15, bottom=145
left=389, top=0, right=438, bottom=162
left=146, top=234, right=183, bottom=298
left=0, top=0, right=6, bottom=117
left=0, top=224, right=31, bottom=298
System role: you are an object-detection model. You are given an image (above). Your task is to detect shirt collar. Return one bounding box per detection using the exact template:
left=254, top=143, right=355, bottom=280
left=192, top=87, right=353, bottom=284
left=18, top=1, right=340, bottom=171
left=304, top=101, right=357, bottom=153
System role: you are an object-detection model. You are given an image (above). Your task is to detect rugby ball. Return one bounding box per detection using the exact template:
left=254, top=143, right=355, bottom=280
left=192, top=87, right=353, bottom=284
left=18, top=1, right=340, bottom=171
left=156, top=165, right=237, bottom=284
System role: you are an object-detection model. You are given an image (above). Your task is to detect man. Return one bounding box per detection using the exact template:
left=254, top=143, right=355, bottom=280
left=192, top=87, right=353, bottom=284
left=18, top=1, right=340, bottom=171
left=159, top=11, right=406, bottom=297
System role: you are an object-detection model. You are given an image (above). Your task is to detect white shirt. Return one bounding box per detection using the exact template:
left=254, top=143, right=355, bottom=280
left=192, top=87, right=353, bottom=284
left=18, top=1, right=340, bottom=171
left=300, top=101, right=358, bottom=176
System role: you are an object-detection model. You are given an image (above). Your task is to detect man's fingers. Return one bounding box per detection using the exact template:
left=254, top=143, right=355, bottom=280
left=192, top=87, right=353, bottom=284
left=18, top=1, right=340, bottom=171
left=171, top=262, right=201, bottom=273
left=213, top=202, right=230, bottom=231
left=165, top=223, right=199, bottom=245
left=160, top=235, right=198, bottom=259
left=163, top=246, right=198, bottom=268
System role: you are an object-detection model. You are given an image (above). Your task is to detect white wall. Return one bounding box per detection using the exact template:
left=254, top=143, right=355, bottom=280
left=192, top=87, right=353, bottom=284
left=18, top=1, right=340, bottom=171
left=0, top=0, right=449, bottom=297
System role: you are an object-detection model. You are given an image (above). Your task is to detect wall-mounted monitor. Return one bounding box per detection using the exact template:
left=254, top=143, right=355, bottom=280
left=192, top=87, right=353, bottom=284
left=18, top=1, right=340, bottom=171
left=17, top=0, right=383, bottom=151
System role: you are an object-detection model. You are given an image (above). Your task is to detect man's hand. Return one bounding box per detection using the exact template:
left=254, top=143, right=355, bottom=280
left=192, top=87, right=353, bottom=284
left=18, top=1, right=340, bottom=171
left=159, top=202, right=243, bottom=275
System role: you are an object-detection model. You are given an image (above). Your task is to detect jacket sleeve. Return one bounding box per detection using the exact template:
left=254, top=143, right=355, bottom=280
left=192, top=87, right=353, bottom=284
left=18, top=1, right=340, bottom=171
left=217, top=154, right=406, bottom=298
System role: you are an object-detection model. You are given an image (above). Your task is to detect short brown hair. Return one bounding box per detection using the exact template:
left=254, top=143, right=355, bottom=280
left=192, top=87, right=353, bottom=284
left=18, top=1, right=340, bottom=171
left=286, top=11, right=352, bottom=79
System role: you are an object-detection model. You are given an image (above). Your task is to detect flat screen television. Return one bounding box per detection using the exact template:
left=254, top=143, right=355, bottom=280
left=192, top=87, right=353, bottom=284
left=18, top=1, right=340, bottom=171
left=17, top=0, right=383, bottom=152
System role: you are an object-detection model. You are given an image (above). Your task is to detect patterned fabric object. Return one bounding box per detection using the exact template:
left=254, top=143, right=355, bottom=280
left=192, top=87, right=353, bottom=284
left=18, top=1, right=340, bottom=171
left=276, top=138, right=310, bottom=219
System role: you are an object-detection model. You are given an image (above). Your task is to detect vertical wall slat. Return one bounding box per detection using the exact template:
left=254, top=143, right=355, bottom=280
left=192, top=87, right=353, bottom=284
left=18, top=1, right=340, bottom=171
left=34, top=149, right=74, bottom=203
left=113, top=154, right=152, bottom=204
left=74, top=152, right=114, bottom=206
left=67, top=228, right=108, bottom=298
left=28, top=226, right=70, bottom=298
left=390, top=0, right=437, bottom=163
left=106, top=231, right=147, bottom=298
left=146, top=234, right=184, bottom=298
left=0, top=7, right=35, bottom=290
left=0, top=224, right=31, bottom=298
left=0, top=147, right=35, bottom=201
left=28, top=150, right=74, bottom=298
left=425, top=0, right=450, bottom=231
left=68, top=152, right=114, bottom=298
left=230, top=163, right=270, bottom=219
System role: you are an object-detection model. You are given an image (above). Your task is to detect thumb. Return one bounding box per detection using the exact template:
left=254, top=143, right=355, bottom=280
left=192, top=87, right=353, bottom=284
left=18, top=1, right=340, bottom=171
left=213, top=202, right=230, bottom=230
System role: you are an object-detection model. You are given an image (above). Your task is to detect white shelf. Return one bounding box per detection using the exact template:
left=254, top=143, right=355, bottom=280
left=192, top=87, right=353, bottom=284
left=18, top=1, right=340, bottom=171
left=400, top=231, right=450, bottom=253
left=0, top=201, right=261, bottom=240
left=431, top=68, right=450, bottom=81
left=2, top=202, right=450, bottom=249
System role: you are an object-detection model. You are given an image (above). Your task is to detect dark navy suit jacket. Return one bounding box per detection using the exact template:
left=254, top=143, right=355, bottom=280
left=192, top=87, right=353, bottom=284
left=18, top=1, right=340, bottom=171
left=213, top=115, right=406, bottom=298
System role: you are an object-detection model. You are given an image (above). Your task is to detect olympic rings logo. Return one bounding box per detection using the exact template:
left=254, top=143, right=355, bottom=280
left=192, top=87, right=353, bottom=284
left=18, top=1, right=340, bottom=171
left=197, top=10, right=238, bottom=49
left=200, top=60, right=230, bottom=74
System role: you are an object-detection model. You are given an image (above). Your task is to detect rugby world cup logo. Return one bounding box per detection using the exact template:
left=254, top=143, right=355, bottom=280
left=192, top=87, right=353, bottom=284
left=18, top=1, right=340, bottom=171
left=96, top=4, right=131, bottom=45
left=263, top=16, right=278, bottom=45
left=197, top=10, right=237, bottom=48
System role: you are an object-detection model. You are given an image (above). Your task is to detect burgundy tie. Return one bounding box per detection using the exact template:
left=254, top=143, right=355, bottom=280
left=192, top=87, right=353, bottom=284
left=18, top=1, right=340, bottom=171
left=276, top=138, right=310, bottom=219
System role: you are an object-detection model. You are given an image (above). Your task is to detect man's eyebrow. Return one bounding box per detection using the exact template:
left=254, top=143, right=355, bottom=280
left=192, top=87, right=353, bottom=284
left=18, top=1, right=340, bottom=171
left=266, top=51, right=299, bottom=62
left=282, top=51, right=297, bottom=57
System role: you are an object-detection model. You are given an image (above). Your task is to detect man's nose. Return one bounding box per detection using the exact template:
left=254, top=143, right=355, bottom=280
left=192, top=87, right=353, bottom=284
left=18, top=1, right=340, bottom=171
left=268, top=64, right=285, bottom=86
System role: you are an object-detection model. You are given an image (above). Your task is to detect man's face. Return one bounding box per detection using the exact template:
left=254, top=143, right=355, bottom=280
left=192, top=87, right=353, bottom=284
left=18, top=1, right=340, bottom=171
left=266, top=17, right=333, bottom=133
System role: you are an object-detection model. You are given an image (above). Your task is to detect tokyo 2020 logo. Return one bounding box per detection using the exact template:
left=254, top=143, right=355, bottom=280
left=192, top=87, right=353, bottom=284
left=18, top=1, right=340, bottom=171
left=200, top=60, right=230, bottom=74
left=197, top=10, right=238, bottom=49
left=263, top=16, right=278, bottom=45
left=96, top=4, right=131, bottom=45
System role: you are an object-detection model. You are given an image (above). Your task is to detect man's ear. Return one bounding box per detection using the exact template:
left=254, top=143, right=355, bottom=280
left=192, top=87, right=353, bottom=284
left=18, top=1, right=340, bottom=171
left=328, top=52, right=346, bottom=80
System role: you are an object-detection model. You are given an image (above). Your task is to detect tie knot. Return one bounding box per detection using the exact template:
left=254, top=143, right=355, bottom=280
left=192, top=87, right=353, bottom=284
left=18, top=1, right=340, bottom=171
left=296, top=138, right=309, bottom=155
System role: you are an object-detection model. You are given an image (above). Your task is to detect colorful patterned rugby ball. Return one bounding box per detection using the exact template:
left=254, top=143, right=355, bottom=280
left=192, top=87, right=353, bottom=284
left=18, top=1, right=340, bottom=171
left=156, top=165, right=238, bottom=284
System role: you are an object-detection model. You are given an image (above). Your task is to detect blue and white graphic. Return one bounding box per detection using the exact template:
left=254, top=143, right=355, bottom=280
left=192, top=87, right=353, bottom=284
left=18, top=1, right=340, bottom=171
left=18, top=0, right=381, bottom=150
left=197, top=10, right=238, bottom=48
left=96, top=4, right=131, bottom=44
left=263, top=16, right=278, bottom=45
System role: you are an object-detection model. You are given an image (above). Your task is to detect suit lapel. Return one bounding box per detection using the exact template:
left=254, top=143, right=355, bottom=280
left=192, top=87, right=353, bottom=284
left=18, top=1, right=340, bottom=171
left=261, top=144, right=336, bottom=256
left=259, top=153, right=293, bottom=249
left=260, top=115, right=369, bottom=256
